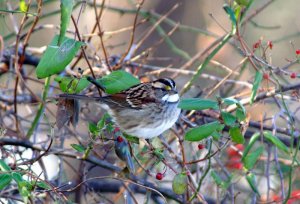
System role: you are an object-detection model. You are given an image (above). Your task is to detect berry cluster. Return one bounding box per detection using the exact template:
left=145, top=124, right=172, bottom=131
left=226, top=144, right=244, bottom=170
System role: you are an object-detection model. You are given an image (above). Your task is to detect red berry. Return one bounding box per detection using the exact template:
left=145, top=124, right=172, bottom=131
left=291, top=190, right=300, bottom=199
left=116, top=136, right=123, bottom=143
left=227, top=144, right=244, bottom=157
left=253, top=40, right=261, bottom=49
left=198, top=144, right=205, bottom=150
left=290, top=72, right=297, bottom=79
left=296, top=49, right=300, bottom=55
left=156, top=173, right=163, bottom=180
left=235, top=144, right=244, bottom=151
left=263, top=73, right=269, bottom=80
left=267, top=41, right=273, bottom=49
left=226, top=157, right=243, bottom=170
left=272, top=194, right=281, bottom=202
left=233, top=163, right=243, bottom=170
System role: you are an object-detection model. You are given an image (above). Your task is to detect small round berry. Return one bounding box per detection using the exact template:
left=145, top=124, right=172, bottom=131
left=296, top=49, right=300, bottom=55
left=235, top=144, right=244, bottom=151
left=290, top=72, right=297, bottom=79
left=253, top=40, right=261, bottom=49
left=272, top=194, right=281, bottom=202
left=156, top=173, right=163, bottom=180
left=198, top=144, right=205, bottom=150
left=267, top=41, right=273, bottom=49
left=231, top=162, right=243, bottom=170
left=227, top=144, right=244, bottom=157
left=117, top=136, right=123, bottom=143
left=226, top=157, right=243, bottom=170
left=263, top=73, right=269, bottom=80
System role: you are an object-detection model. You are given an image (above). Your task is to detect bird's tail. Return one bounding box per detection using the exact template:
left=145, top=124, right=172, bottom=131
left=59, top=93, right=102, bottom=101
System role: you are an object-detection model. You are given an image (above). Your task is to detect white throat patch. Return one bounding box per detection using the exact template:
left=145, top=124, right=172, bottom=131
left=162, top=94, right=179, bottom=103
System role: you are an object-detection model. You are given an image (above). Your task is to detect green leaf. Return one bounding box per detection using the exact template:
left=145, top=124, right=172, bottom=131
left=242, top=146, right=264, bottom=170
left=235, top=0, right=249, bottom=6
left=96, top=71, right=140, bottom=94
left=106, top=122, right=114, bottom=133
left=236, top=107, right=246, bottom=121
left=54, top=76, right=72, bottom=92
left=221, top=111, right=236, bottom=126
left=229, top=126, right=245, bottom=144
left=246, top=172, right=260, bottom=196
left=153, top=148, right=165, bottom=162
left=185, top=121, right=223, bottom=141
left=0, top=159, right=11, bottom=172
left=222, top=98, right=246, bottom=121
left=250, top=71, right=263, bottom=104
left=36, top=181, right=51, bottom=190
left=11, top=172, right=32, bottom=202
left=12, top=174, right=32, bottom=201
left=123, top=134, right=140, bottom=144
left=59, top=0, right=74, bottom=45
left=236, top=102, right=246, bottom=114
left=223, top=98, right=239, bottom=105
left=0, top=174, right=12, bottom=190
left=222, top=178, right=232, bottom=189
left=234, top=4, right=242, bottom=22
left=263, top=131, right=289, bottom=154
left=211, top=170, right=232, bottom=189
left=211, top=131, right=221, bottom=140
left=97, top=113, right=109, bottom=129
left=19, top=182, right=31, bottom=201
left=19, top=0, right=28, bottom=12
left=88, top=122, right=98, bottom=134
left=211, top=170, right=223, bottom=186
left=223, top=4, right=237, bottom=25
left=242, top=132, right=260, bottom=160
left=11, top=172, right=23, bottom=183
left=55, top=76, right=90, bottom=93
left=36, top=35, right=84, bottom=79
left=216, top=123, right=225, bottom=131
left=70, top=144, right=86, bottom=153
left=238, top=0, right=255, bottom=22
left=69, top=77, right=89, bottom=93
left=172, top=173, right=188, bottom=195
left=178, top=98, right=218, bottom=110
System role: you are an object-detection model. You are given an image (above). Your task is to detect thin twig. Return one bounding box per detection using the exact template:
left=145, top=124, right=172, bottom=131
left=113, top=0, right=145, bottom=70
left=71, top=15, right=102, bottom=96
left=93, top=0, right=112, bottom=71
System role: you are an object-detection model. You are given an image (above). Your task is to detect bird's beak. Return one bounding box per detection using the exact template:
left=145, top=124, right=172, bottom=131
left=169, top=90, right=178, bottom=95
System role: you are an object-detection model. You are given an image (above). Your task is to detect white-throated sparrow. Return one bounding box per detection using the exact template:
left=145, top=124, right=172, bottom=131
left=60, top=78, right=181, bottom=139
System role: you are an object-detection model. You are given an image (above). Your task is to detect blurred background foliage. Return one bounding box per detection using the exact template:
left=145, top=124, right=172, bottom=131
left=1, top=0, right=300, bottom=203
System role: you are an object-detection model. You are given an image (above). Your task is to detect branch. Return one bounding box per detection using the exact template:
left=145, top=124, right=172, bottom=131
left=226, top=82, right=300, bottom=112
left=0, top=137, right=122, bottom=172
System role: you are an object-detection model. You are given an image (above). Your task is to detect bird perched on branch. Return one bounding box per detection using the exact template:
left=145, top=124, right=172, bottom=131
left=59, top=77, right=181, bottom=139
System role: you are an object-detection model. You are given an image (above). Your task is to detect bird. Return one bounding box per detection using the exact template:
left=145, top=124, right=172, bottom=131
left=59, top=77, right=181, bottom=139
